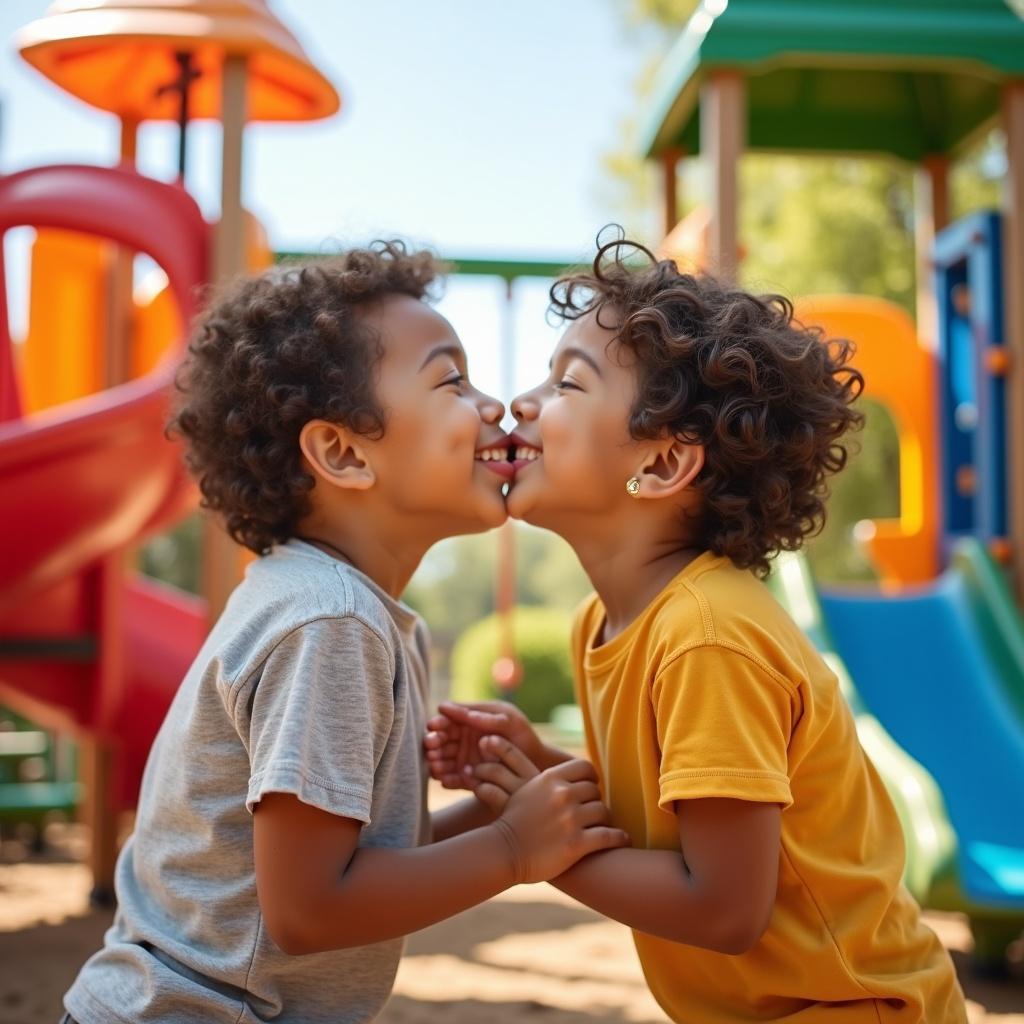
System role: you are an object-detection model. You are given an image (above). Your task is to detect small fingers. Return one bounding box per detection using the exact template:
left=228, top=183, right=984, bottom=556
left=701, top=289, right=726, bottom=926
left=425, top=714, right=457, bottom=733
left=473, top=782, right=509, bottom=814
left=575, top=799, right=612, bottom=828
left=548, top=758, right=599, bottom=785
left=424, top=750, right=459, bottom=770
left=473, top=760, right=528, bottom=794
left=570, top=781, right=601, bottom=804
left=438, top=702, right=512, bottom=734
left=421, top=741, right=458, bottom=765
left=581, top=827, right=631, bottom=855
left=457, top=723, right=475, bottom=774
left=423, top=734, right=459, bottom=757
left=480, top=735, right=540, bottom=779
left=440, top=771, right=477, bottom=791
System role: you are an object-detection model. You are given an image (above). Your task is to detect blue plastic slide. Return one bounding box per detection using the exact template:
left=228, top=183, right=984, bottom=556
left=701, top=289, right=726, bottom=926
left=819, top=540, right=1024, bottom=910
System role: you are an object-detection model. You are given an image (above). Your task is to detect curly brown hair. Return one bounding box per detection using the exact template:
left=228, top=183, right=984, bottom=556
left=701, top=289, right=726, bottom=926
left=550, top=235, right=865, bottom=578
left=168, top=241, right=443, bottom=554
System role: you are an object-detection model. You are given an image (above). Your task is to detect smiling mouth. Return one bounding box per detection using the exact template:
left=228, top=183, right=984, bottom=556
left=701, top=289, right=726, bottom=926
left=475, top=442, right=542, bottom=479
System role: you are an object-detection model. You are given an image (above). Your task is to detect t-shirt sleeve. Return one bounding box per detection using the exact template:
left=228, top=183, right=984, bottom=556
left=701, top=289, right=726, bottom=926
left=239, top=616, right=396, bottom=822
left=651, top=644, right=795, bottom=812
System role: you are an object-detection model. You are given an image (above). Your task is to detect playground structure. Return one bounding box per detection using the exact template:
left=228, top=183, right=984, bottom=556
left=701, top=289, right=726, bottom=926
left=0, top=0, right=338, bottom=899
left=646, top=0, right=1024, bottom=968
left=1, top=0, right=1023, bottom=977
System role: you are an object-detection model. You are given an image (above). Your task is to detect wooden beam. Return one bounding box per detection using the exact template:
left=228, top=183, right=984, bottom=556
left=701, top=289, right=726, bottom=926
left=204, top=54, right=250, bottom=626
left=119, top=117, right=138, bottom=166
left=913, top=154, right=950, bottom=352
left=1002, top=81, right=1024, bottom=601
left=79, top=737, right=118, bottom=905
left=700, top=73, right=745, bottom=282
left=103, top=118, right=140, bottom=390
left=661, top=147, right=684, bottom=239
left=214, top=55, right=247, bottom=284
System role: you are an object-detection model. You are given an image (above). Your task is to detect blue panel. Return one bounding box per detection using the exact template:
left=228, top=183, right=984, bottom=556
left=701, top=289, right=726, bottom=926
left=933, top=211, right=1008, bottom=556
left=820, top=573, right=1024, bottom=907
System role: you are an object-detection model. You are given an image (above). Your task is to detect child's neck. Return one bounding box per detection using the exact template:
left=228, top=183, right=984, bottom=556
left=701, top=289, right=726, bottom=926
left=570, top=530, right=704, bottom=644
left=295, top=512, right=430, bottom=600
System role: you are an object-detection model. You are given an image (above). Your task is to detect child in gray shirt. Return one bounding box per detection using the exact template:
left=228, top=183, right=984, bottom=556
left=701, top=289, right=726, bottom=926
left=63, top=245, right=628, bottom=1024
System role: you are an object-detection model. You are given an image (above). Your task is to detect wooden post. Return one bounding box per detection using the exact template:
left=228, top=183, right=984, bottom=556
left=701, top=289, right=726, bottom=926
left=493, top=279, right=522, bottom=695
left=214, top=56, right=248, bottom=284
left=661, top=147, right=684, bottom=239
left=80, top=737, right=117, bottom=904
left=84, top=117, right=141, bottom=899
left=119, top=117, right=138, bottom=166
left=82, top=551, right=129, bottom=904
left=203, top=54, right=250, bottom=626
left=700, top=73, right=745, bottom=282
left=1002, top=81, right=1024, bottom=601
left=105, top=118, right=139, bottom=388
left=914, top=154, right=950, bottom=351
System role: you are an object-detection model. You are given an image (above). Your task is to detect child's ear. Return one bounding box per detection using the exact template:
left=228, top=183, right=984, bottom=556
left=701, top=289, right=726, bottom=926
left=637, top=435, right=704, bottom=499
left=299, top=420, right=375, bottom=491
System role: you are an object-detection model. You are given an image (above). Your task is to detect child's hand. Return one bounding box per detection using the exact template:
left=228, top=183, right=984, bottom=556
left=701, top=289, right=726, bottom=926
left=424, top=700, right=547, bottom=790
left=468, top=734, right=538, bottom=813
left=488, top=749, right=629, bottom=883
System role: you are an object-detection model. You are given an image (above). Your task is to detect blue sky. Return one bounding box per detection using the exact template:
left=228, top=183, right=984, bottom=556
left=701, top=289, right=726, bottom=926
left=1, top=1, right=658, bottom=406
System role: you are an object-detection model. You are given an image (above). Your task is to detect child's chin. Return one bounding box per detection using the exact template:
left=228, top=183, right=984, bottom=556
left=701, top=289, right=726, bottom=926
left=504, top=487, right=538, bottom=523
left=474, top=494, right=510, bottom=530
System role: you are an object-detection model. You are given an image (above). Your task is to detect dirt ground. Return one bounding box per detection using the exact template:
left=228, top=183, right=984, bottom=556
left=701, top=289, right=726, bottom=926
left=1, top=787, right=1022, bottom=1024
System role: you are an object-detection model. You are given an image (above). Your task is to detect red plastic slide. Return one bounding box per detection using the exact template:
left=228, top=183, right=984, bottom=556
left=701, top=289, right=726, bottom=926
left=0, top=164, right=209, bottom=810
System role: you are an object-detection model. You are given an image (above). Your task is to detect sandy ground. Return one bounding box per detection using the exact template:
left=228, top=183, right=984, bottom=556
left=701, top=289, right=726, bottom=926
left=0, top=788, right=1022, bottom=1024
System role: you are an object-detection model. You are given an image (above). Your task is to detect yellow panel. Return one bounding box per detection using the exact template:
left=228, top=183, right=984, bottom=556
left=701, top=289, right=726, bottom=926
left=795, top=295, right=939, bottom=587
left=131, top=209, right=268, bottom=377
left=23, top=230, right=109, bottom=412
left=131, top=278, right=179, bottom=378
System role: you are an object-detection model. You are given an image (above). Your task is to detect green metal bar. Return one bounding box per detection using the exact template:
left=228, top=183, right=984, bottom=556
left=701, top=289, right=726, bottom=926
left=274, top=252, right=579, bottom=282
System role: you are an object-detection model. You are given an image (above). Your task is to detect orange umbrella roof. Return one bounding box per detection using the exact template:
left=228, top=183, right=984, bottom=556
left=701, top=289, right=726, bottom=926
left=16, top=0, right=340, bottom=123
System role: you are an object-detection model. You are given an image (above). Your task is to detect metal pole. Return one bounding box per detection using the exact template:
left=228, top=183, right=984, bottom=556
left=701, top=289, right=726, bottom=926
left=174, top=51, right=193, bottom=180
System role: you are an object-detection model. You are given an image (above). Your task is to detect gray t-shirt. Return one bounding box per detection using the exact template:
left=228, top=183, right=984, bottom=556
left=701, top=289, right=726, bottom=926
left=65, top=540, right=431, bottom=1024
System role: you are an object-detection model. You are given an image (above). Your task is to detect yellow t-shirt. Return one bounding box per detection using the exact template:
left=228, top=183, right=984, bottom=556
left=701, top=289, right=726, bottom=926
left=572, top=551, right=965, bottom=1024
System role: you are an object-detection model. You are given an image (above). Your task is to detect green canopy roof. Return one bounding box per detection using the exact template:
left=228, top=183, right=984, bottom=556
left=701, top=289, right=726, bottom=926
left=640, top=0, right=1024, bottom=162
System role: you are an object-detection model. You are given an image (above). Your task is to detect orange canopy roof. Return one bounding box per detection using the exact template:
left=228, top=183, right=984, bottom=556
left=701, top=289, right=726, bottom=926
left=16, top=0, right=340, bottom=123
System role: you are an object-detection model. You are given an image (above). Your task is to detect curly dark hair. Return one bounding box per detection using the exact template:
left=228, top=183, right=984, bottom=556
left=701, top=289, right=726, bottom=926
left=168, top=241, right=443, bottom=554
left=549, top=234, right=865, bottom=578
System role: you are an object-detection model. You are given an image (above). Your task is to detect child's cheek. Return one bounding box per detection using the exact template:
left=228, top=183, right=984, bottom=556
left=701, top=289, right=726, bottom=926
left=541, top=406, right=581, bottom=469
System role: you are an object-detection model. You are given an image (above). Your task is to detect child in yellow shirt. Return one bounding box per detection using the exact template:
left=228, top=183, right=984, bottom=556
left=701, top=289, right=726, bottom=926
left=426, top=234, right=967, bottom=1023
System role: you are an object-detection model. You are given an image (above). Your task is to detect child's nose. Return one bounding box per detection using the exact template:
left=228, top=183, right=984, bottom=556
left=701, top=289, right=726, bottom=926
left=477, top=391, right=505, bottom=423
left=511, top=392, right=538, bottom=421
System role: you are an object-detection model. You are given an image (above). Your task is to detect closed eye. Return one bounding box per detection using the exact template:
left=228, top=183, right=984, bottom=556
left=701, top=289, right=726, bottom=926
left=554, top=379, right=582, bottom=392
left=441, top=373, right=468, bottom=389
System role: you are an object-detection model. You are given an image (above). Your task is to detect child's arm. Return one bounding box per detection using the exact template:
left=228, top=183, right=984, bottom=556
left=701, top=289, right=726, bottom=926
left=550, top=799, right=780, bottom=954
left=429, top=795, right=496, bottom=842
left=473, top=736, right=781, bottom=955
left=252, top=756, right=628, bottom=956
left=424, top=701, right=572, bottom=791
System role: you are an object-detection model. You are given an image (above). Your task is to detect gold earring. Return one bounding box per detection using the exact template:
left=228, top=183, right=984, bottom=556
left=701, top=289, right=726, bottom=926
left=626, top=477, right=641, bottom=497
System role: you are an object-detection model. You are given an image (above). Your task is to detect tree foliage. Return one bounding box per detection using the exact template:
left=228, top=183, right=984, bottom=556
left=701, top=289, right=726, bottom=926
left=449, top=605, right=576, bottom=723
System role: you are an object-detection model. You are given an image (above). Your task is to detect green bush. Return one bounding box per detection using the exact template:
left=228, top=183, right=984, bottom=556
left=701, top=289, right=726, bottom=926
left=449, top=606, right=576, bottom=723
